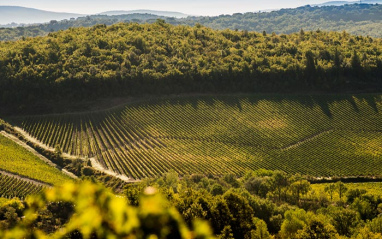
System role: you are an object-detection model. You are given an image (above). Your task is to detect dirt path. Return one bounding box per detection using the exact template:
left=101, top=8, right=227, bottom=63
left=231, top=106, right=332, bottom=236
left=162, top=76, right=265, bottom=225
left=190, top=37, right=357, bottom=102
left=89, top=158, right=133, bottom=182
left=0, top=169, right=52, bottom=188
left=281, top=129, right=334, bottom=151
left=10, top=127, right=138, bottom=183
left=0, top=130, right=78, bottom=179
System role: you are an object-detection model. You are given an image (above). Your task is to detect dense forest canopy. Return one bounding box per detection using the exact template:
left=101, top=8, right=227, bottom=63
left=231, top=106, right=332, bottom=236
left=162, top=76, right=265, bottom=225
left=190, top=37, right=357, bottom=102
left=1, top=4, right=382, bottom=41
left=0, top=21, right=382, bottom=113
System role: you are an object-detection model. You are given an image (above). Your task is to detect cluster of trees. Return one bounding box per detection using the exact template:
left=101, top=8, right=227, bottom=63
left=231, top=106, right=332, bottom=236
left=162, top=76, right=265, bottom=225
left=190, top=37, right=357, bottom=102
left=1, top=4, right=382, bottom=42
left=2, top=170, right=382, bottom=238
left=1, top=22, right=381, bottom=114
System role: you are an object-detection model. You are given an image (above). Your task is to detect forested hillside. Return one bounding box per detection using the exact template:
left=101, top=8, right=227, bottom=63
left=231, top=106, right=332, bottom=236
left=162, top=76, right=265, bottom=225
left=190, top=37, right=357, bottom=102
left=1, top=21, right=381, bottom=113
left=1, top=4, right=382, bottom=41
left=0, top=6, right=83, bottom=26
left=183, top=4, right=382, bottom=37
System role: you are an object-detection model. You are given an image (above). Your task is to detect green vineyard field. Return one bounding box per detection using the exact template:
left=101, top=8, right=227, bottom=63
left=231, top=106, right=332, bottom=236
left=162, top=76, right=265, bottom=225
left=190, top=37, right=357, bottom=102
left=0, top=173, right=46, bottom=199
left=7, top=94, right=382, bottom=179
left=0, top=134, right=73, bottom=185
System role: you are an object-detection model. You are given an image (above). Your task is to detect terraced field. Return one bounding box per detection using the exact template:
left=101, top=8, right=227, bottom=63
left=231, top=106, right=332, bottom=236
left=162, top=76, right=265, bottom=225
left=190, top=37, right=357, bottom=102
left=0, top=173, right=47, bottom=199
left=0, top=134, right=73, bottom=185
left=7, top=94, right=382, bottom=179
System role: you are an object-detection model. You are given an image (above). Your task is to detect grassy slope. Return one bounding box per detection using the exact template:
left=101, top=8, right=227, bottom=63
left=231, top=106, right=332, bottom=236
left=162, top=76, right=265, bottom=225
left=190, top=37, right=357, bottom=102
left=8, top=94, right=382, bottom=178
left=0, top=134, right=72, bottom=185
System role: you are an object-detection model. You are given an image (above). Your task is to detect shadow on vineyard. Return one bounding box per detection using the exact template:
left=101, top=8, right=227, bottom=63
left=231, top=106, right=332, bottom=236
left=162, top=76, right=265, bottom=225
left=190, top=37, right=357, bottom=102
left=131, top=94, right=381, bottom=117
left=6, top=94, right=382, bottom=179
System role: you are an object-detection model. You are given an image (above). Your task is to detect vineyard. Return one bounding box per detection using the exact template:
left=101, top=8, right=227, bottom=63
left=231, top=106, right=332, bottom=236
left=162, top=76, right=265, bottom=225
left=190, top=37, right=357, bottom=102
left=0, top=134, right=73, bottom=185
left=0, top=173, right=47, bottom=199
left=7, top=94, right=382, bottom=179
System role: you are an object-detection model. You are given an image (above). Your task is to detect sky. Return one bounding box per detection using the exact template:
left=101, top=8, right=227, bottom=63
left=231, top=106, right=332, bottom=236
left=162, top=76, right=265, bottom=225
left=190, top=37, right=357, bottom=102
left=0, top=0, right=333, bottom=16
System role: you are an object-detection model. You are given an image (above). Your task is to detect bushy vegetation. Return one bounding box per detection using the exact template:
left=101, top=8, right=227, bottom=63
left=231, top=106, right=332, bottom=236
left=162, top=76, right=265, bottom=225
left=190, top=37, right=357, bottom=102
left=3, top=170, right=382, bottom=238
left=9, top=94, right=382, bottom=178
left=0, top=134, right=72, bottom=185
left=1, top=21, right=382, bottom=114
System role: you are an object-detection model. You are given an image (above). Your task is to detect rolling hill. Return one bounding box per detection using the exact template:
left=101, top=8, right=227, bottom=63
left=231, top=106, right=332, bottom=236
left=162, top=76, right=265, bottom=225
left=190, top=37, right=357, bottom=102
left=1, top=4, right=382, bottom=41
left=0, top=6, right=83, bottom=25
left=313, top=0, right=382, bottom=6
left=99, top=10, right=188, bottom=18
left=181, top=4, right=382, bottom=37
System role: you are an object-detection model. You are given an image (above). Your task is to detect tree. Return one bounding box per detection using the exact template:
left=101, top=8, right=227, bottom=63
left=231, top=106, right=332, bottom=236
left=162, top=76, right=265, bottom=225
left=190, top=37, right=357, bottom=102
left=329, top=207, right=360, bottom=237
left=251, top=219, right=272, bottom=239
left=351, top=50, right=363, bottom=79
left=289, top=176, right=311, bottom=203
left=211, top=199, right=234, bottom=235
left=334, top=49, right=341, bottom=69
left=346, top=189, right=367, bottom=204
left=354, top=227, right=382, bottom=239
left=218, top=225, right=235, bottom=239
left=223, top=191, right=255, bottom=238
left=163, top=170, right=179, bottom=192
left=351, top=198, right=374, bottom=221
left=280, top=209, right=308, bottom=239
left=270, top=171, right=289, bottom=202
left=377, top=59, right=382, bottom=83
left=244, top=176, right=270, bottom=198
left=299, top=29, right=305, bottom=41
left=304, top=50, right=316, bottom=86
left=336, top=181, right=348, bottom=200
left=211, top=184, right=224, bottom=196
left=324, top=183, right=336, bottom=201
left=223, top=174, right=240, bottom=188
left=54, top=144, right=62, bottom=158
left=296, top=214, right=337, bottom=239
left=0, top=207, right=19, bottom=229
left=367, top=215, right=382, bottom=234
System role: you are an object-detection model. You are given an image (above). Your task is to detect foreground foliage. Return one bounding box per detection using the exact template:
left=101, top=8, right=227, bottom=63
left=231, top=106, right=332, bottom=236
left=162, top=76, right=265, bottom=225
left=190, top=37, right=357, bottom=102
left=0, top=181, right=214, bottom=239
left=3, top=170, right=382, bottom=238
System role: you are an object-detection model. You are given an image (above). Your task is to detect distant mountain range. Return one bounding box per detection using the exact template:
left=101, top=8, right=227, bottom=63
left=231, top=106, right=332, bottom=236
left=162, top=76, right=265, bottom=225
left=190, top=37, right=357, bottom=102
left=0, top=6, right=188, bottom=26
left=313, top=0, right=382, bottom=6
left=2, top=1, right=382, bottom=26
left=0, top=6, right=84, bottom=25
left=99, top=10, right=188, bottom=18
